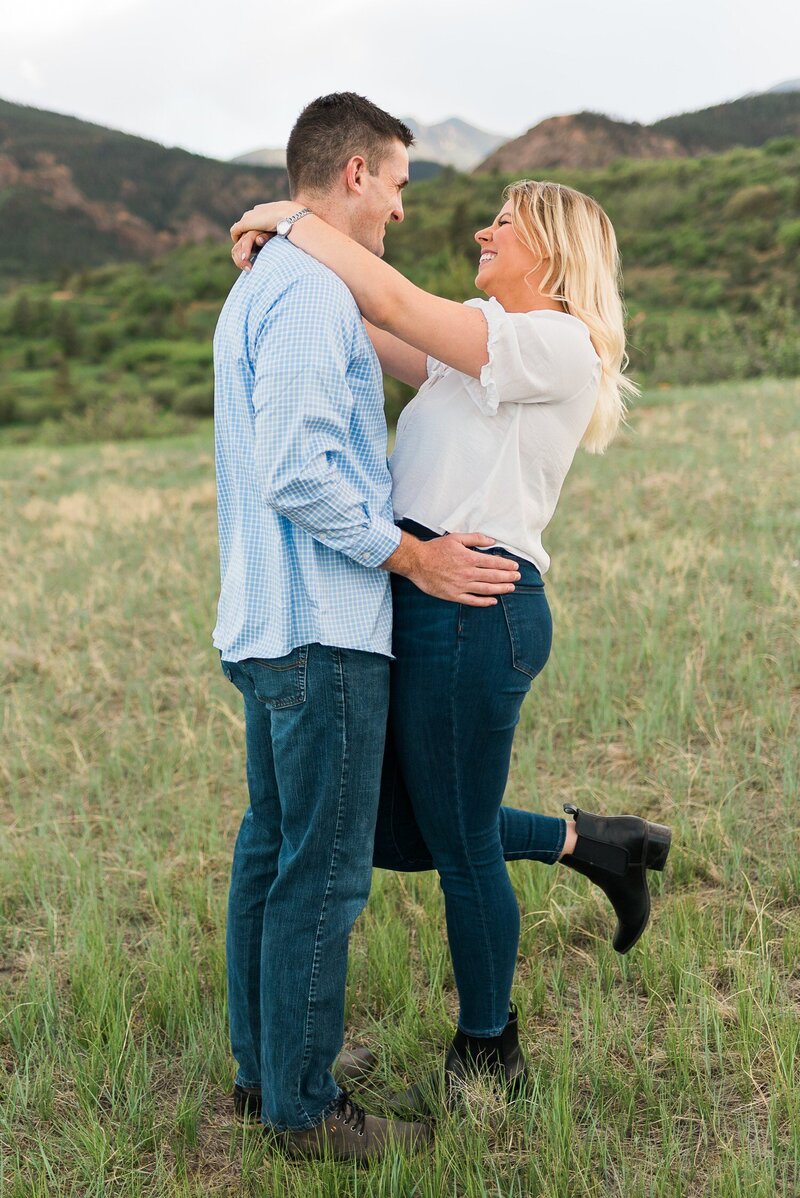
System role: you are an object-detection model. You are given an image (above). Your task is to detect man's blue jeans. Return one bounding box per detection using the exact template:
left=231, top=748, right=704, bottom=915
left=221, top=645, right=389, bottom=1132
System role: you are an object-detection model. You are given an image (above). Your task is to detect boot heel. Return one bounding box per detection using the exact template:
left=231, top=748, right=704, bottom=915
left=645, top=824, right=671, bottom=871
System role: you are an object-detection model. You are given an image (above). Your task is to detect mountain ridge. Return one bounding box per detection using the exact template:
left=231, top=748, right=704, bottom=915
left=402, top=116, right=507, bottom=170
left=476, top=111, right=688, bottom=173
left=233, top=115, right=508, bottom=172
left=2, top=85, right=799, bottom=283
left=0, top=97, right=289, bottom=281
left=476, top=88, right=800, bottom=172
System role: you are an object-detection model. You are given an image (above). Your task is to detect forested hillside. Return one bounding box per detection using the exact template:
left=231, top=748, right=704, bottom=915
left=3, top=88, right=799, bottom=283
left=0, top=98, right=289, bottom=282
left=652, top=89, right=800, bottom=152
left=1, top=140, right=798, bottom=442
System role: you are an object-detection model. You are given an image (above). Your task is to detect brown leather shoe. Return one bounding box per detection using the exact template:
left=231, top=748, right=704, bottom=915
left=336, top=1046, right=379, bottom=1086
left=233, top=1046, right=379, bottom=1121
left=281, top=1090, right=432, bottom=1162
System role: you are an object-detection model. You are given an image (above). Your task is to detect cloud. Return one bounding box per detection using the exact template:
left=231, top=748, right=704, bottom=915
left=0, top=0, right=797, bottom=159
left=4, top=0, right=141, bottom=36
left=18, top=58, right=44, bottom=89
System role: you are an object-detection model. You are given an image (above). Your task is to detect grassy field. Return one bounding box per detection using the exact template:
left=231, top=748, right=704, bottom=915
left=1, top=376, right=798, bottom=1196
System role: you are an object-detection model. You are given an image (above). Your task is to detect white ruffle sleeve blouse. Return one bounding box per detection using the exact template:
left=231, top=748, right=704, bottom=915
left=388, top=296, right=602, bottom=574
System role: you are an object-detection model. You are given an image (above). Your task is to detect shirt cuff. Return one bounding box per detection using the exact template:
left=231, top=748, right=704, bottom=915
left=349, top=517, right=402, bottom=568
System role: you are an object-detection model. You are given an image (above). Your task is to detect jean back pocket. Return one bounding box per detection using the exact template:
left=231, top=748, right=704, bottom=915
left=500, top=589, right=552, bottom=680
left=241, top=647, right=308, bottom=709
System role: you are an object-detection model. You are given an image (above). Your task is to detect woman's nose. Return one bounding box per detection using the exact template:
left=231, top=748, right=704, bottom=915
left=474, top=227, right=490, bottom=244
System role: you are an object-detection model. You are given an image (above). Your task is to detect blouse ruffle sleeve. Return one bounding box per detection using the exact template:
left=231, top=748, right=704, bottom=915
left=426, top=354, right=446, bottom=380
left=461, top=297, right=600, bottom=417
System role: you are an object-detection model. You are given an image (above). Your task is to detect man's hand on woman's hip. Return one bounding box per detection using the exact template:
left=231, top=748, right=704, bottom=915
left=381, top=532, right=519, bottom=606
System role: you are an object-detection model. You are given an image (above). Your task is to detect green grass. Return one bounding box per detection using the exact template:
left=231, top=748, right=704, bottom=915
left=1, top=376, right=798, bottom=1195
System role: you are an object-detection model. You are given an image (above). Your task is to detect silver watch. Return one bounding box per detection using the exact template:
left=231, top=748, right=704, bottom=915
left=276, top=207, right=311, bottom=238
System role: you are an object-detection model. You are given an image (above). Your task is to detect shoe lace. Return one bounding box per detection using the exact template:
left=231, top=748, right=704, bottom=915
left=333, top=1089, right=367, bottom=1136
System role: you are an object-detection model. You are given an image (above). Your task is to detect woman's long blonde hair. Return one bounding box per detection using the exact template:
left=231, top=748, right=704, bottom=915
left=506, top=180, right=638, bottom=454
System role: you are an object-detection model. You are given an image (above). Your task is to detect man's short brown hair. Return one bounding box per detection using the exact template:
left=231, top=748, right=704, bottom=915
left=286, top=93, right=414, bottom=196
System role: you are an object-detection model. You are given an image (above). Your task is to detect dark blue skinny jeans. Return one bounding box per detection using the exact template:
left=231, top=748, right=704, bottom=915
left=372, top=519, right=565, bottom=1036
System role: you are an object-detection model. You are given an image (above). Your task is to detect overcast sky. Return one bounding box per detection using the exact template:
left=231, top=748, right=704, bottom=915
left=2, top=0, right=798, bottom=160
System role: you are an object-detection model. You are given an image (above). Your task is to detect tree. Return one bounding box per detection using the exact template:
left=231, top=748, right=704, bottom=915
left=53, top=306, right=81, bottom=358
left=10, top=293, right=33, bottom=336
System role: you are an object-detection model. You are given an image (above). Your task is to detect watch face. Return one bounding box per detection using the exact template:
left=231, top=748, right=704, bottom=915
left=276, top=218, right=291, bottom=237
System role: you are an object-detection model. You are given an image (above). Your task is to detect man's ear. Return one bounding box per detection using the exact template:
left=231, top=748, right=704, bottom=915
left=343, top=155, right=368, bottom=195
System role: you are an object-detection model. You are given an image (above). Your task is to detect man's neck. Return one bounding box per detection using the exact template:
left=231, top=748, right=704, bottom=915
left=293, top=191, right=354, bottom=240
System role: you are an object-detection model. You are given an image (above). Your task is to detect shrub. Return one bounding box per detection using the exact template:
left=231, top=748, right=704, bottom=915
left=126, top=285, right=176, bottom=317
left=49, top=395, right=189, bottom=444
left=87, top=323, right=120, bottom=361
left=186, top=259, right=236, bottom=301
left=173, top=382, right=214, bottom=416
left=0, top=392, right=17, bottom=424
left=776, top=219, right=800, bottom=250
left=53, top=306, right=82, bottom=357
left=764, top=136, right=799, bottom=156
left=723, top=184, right=781, bottom=220
left=110, top=340, right=174, bottom=371
left=51, top=357, right=72, bottom=397
left=669, top=228, right=711, bottom=266
left=149, top=380, right=180, bottom=408
left=682, top=275, right=725, bottom=310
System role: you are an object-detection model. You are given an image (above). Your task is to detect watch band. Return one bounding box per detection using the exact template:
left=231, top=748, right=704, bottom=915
left=276, top=207, right=312, bottom=237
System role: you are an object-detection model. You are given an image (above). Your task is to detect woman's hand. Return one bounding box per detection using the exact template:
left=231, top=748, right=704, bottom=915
left=229, top=201, right=296, bottom=272
left=231, top=229, right=269, bottom=271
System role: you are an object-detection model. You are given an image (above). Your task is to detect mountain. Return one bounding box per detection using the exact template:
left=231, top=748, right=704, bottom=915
left=475, top=88, right=800, bottom=173
left=232, top=142, right=443, bottom=183
left=652, top=89, right=800, bottom=153
left=767, top=79, right=800, bottom=93
left=3, top=85, right=798, bottom=285
left=3, top=137, right=798, bottom=439
left=234, top=116, right=507, bottom=173
left=477, top=112, right=687, bottom=173
left=0, top=98, right=290, bottom=282
left=402, top=117, right=507, bottom=170
left=232, top=146, right=287, bottom=167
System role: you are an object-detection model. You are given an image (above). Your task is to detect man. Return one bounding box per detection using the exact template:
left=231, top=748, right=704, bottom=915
left=213, top=92, right=517, bottom=1161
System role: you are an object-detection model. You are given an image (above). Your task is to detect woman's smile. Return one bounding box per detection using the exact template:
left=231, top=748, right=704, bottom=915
left=472, top=203, right=543, bottom=306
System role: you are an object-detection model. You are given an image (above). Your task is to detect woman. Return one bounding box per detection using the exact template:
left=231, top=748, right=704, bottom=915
left=229, top=181, right=672, bottom=1110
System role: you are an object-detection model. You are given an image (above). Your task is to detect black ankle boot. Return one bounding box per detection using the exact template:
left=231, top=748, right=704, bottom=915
left=393, top=1004, right=528, bottom=1116
left=561, top=804, right=671, bottom=953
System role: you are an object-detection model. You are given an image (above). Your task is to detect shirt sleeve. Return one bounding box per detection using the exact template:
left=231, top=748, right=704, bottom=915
left=460, top=297, right=601, bottom=418
left=249, top=274, right=401, bottom=568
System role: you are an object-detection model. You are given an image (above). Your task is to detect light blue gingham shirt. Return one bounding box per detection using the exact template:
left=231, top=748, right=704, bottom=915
left=212, top=237, right=402, bottom=662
